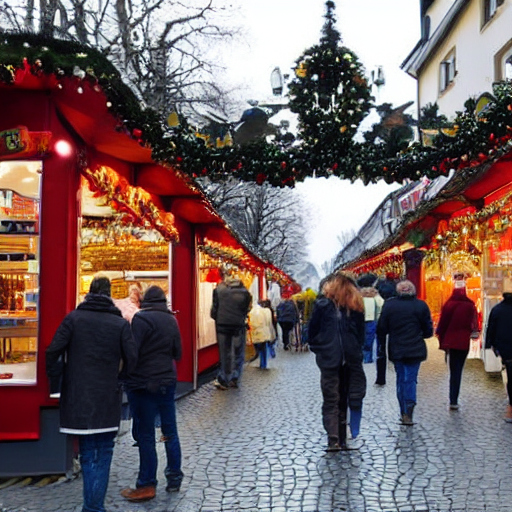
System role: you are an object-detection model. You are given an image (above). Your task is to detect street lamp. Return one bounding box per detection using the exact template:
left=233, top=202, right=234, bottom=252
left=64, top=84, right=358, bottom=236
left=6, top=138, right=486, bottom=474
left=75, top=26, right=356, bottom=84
left=270, top=67, right=284, bottom=96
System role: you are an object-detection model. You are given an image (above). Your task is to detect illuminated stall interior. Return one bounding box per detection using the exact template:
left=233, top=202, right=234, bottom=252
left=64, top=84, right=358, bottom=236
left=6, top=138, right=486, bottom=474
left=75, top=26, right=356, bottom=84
left=197, top=239, right=258, bottom=351
left=0, top=161, right=41, bottom=384
left=79, top=172, right=172, bottom=304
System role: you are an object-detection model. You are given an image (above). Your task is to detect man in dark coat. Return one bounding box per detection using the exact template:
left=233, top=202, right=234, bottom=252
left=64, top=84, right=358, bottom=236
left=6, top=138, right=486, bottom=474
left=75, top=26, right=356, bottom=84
left=210, top=269, right=252, bottom=389
left=485, top=284, right=512, bottom=423
left=436, top=276, right=478, bottom=410
left=276, top=298, right=299, bottom=350
left=121, top=286, right=183, bottom=502
left=46, top=276, right=133, bottom=512
left=377, top=279, right=433, bottom=425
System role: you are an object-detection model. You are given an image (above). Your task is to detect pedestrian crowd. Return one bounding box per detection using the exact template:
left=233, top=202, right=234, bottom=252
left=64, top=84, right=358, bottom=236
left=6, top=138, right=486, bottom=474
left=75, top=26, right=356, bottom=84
left=44, top=266, right=512, bottom=511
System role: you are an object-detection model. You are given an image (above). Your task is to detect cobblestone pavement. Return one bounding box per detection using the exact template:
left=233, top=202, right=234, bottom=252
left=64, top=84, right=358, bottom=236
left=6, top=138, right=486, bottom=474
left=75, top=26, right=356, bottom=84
left=1, top=338, right=512, bottom=512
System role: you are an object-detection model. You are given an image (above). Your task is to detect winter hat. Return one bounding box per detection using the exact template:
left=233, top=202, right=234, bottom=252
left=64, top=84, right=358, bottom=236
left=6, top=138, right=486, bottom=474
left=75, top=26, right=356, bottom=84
left=142, top=285, right=167, bottom=304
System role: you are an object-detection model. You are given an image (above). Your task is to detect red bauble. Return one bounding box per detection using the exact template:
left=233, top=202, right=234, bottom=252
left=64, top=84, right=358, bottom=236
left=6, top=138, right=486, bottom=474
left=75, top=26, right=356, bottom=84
left=132, top=128, right=142, bottom=138
left=256, top=173, right=267, bottom=185
left=280, top=161, right=287, bottom=170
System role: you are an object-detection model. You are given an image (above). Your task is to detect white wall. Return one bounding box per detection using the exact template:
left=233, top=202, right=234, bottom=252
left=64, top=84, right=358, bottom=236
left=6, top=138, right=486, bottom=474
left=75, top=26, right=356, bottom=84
left=426, top=0, right=459, bottom=35
left=418, top=0, right=512, bottom=118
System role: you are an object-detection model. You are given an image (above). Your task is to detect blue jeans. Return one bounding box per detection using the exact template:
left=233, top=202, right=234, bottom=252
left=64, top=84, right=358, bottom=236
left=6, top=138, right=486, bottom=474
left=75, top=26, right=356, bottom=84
left=394, top=361, right=421, bottom=415
left=127, top=384, right=183, bottom=489
left=216, top=327, right=246, bottom=385
left=363, top=321, right=377, bottom=363
left=254, top=342, right=268, bottom=369
left=78, top=431, right=116, bottom=512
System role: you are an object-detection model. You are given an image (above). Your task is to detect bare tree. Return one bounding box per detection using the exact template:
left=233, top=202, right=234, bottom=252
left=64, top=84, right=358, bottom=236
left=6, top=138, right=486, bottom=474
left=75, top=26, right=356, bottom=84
left=0, top=0, right=241, bottom=116
left=201, top=178, right=310, bottom=276
left=320, top=229, right=356, bottom=276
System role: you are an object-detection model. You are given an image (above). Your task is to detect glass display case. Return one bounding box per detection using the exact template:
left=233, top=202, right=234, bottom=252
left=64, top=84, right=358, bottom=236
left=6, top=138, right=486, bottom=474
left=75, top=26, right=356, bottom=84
left=0, top=160, right=41, bottom=384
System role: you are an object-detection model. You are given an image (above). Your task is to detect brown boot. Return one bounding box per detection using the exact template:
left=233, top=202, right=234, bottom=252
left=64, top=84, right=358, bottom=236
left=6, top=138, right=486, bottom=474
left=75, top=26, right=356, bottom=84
left=120, top=486, right=156, bottom=502
left=505, top=405, right=512, bottom=424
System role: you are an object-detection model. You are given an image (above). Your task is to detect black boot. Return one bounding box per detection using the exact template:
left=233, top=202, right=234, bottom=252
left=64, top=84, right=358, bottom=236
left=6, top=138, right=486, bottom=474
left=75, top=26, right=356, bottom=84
left=326, top=435, right=342, bottom=452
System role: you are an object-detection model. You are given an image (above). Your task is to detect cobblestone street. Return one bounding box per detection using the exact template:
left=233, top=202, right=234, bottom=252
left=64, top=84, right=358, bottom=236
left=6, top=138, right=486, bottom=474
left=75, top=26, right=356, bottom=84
left=1, top=338, right=511, bottom=512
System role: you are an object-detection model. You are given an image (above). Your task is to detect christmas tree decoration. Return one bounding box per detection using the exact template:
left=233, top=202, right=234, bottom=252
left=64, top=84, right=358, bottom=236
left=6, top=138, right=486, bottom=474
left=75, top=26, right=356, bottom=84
left=287, top=1, right=373, bottom=176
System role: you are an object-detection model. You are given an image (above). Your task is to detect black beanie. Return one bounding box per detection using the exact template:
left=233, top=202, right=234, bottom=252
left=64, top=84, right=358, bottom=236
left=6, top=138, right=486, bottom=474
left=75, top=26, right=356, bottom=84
left=142, top=285, right=167, bottom=304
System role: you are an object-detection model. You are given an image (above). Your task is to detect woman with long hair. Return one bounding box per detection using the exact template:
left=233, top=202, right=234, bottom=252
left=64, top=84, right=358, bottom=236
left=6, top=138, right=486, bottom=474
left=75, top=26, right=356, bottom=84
left=309, top=272, right=366, bottom=451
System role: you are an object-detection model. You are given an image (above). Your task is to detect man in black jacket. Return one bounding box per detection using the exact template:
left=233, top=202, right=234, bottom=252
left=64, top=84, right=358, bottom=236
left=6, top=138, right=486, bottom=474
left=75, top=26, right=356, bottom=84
left=210, top=269, right=252, bottom=389
left=485, top=286, right=512, bottom=423
left=46, top=276, right=133, bottom=512
left=121, top=285, right=183, bottom=502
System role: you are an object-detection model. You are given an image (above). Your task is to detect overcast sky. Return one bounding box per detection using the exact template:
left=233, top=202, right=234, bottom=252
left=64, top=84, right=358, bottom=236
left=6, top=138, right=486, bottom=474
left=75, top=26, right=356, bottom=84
left=222, top=0, right=421, bottom=270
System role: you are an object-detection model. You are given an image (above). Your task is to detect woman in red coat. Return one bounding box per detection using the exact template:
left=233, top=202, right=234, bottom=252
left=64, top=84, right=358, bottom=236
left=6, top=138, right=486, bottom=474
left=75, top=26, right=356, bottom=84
left=436, top=275, right=479, bottom=410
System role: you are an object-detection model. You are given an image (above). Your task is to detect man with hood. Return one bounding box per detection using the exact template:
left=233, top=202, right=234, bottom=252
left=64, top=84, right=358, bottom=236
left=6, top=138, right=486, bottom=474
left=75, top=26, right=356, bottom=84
left=210, top=268, right=252, bottom=389
left=46, top=276, right=133, bottom=512
left=485, top=282, right=512, bottom=423
left=121, top=285, right=183, bottom=502
left=377, top=279, right=433, bottom=426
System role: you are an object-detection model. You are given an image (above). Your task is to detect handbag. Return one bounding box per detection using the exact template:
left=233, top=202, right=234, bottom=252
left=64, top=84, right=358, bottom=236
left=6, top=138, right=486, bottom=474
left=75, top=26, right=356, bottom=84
left=483, top=348, right=503, bottom=373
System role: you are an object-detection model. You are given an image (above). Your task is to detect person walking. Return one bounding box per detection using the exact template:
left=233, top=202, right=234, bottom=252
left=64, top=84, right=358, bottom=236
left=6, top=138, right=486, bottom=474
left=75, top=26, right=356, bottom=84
left=248, top=301, right=276, bottom=369
left=375, top=274, right=398, bottom=385
left=308, top=272, right=366, bottom=451
left=436, top=274, right=478, bottom=410
left=120, top=285, right=183, bottom=502
left=210, top=269, right=252, bottom=389
left=376, top=279, right=433, bottom=426
left=360, top=285, right=384, bottom=363
left=485, top=283, right=512, bottom=423
left=46, top=276, right=133, bottom=512
left=276, top=298, right=299, bottom=351
left=260, top=299, right=278, bottom=358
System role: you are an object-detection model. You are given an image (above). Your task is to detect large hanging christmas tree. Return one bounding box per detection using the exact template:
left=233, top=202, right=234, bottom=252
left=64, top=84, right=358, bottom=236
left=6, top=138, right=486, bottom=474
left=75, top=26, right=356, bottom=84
left=288, top=1, right=373, bottom=175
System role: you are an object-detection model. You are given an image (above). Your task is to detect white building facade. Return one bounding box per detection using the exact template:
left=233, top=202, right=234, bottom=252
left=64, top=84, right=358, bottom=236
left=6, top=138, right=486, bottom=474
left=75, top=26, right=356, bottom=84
left=402, top=0, right=512, bottom=118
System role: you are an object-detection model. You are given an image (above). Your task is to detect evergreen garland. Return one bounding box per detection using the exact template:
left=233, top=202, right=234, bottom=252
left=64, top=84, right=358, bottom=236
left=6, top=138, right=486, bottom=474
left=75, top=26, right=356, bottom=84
left=1, top=22, right=512, bottom=188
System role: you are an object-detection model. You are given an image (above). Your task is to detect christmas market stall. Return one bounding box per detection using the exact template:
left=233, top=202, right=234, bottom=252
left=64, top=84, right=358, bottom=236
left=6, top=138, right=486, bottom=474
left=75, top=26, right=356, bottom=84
left=337, top=121, right=512, bottom=361
left=0, top=34, right=297, bottom=477
left=195, top=225, right=299, bottom=373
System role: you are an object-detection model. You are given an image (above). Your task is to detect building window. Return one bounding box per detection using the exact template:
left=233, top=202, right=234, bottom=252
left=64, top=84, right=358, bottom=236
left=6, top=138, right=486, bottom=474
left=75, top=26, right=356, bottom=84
left=484, top=0, right=504, bottom=24
left=440, top=49, right=456, bottom=92
left=495, top=41, right=512, bottom=81
left=505, top=53, right=512, bottom=80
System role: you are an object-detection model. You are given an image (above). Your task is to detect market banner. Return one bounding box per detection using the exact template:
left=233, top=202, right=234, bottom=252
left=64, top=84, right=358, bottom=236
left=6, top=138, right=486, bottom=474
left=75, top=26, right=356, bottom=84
left=0, top=126, right=51, bottom=160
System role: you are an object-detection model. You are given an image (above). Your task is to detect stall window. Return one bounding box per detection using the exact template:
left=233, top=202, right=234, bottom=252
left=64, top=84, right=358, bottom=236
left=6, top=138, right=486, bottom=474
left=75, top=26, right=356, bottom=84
left=0, top=161, right=41, bottom=384
left=439, top=49, right=456, bottom=93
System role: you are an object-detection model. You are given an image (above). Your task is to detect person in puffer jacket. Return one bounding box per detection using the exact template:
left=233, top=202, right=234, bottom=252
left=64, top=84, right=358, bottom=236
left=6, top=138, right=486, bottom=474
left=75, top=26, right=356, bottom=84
left=377, top=280, right=433, bottom=426
left=309, top=272, right=366, bottom=451
left=121, top=286, right=183, bottom=503
left=46, top=276, right=133, bottom=512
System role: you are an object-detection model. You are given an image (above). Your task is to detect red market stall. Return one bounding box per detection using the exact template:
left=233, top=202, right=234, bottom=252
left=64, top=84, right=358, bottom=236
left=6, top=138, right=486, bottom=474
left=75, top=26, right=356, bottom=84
left=0, top=36, right=298, bottom=476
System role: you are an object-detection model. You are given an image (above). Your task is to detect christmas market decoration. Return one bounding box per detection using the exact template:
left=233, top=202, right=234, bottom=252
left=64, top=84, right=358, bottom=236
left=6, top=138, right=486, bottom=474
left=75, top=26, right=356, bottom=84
left=1, top=21, right=512, bottom=188
left=286, top=0, right=373, bottom=175
left=82, top=166, right=179, bottom=242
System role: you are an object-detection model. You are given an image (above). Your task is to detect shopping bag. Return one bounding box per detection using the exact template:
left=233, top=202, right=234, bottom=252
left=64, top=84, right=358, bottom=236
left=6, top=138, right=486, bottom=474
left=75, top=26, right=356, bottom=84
left=483, top=348, right=502, bottom=373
